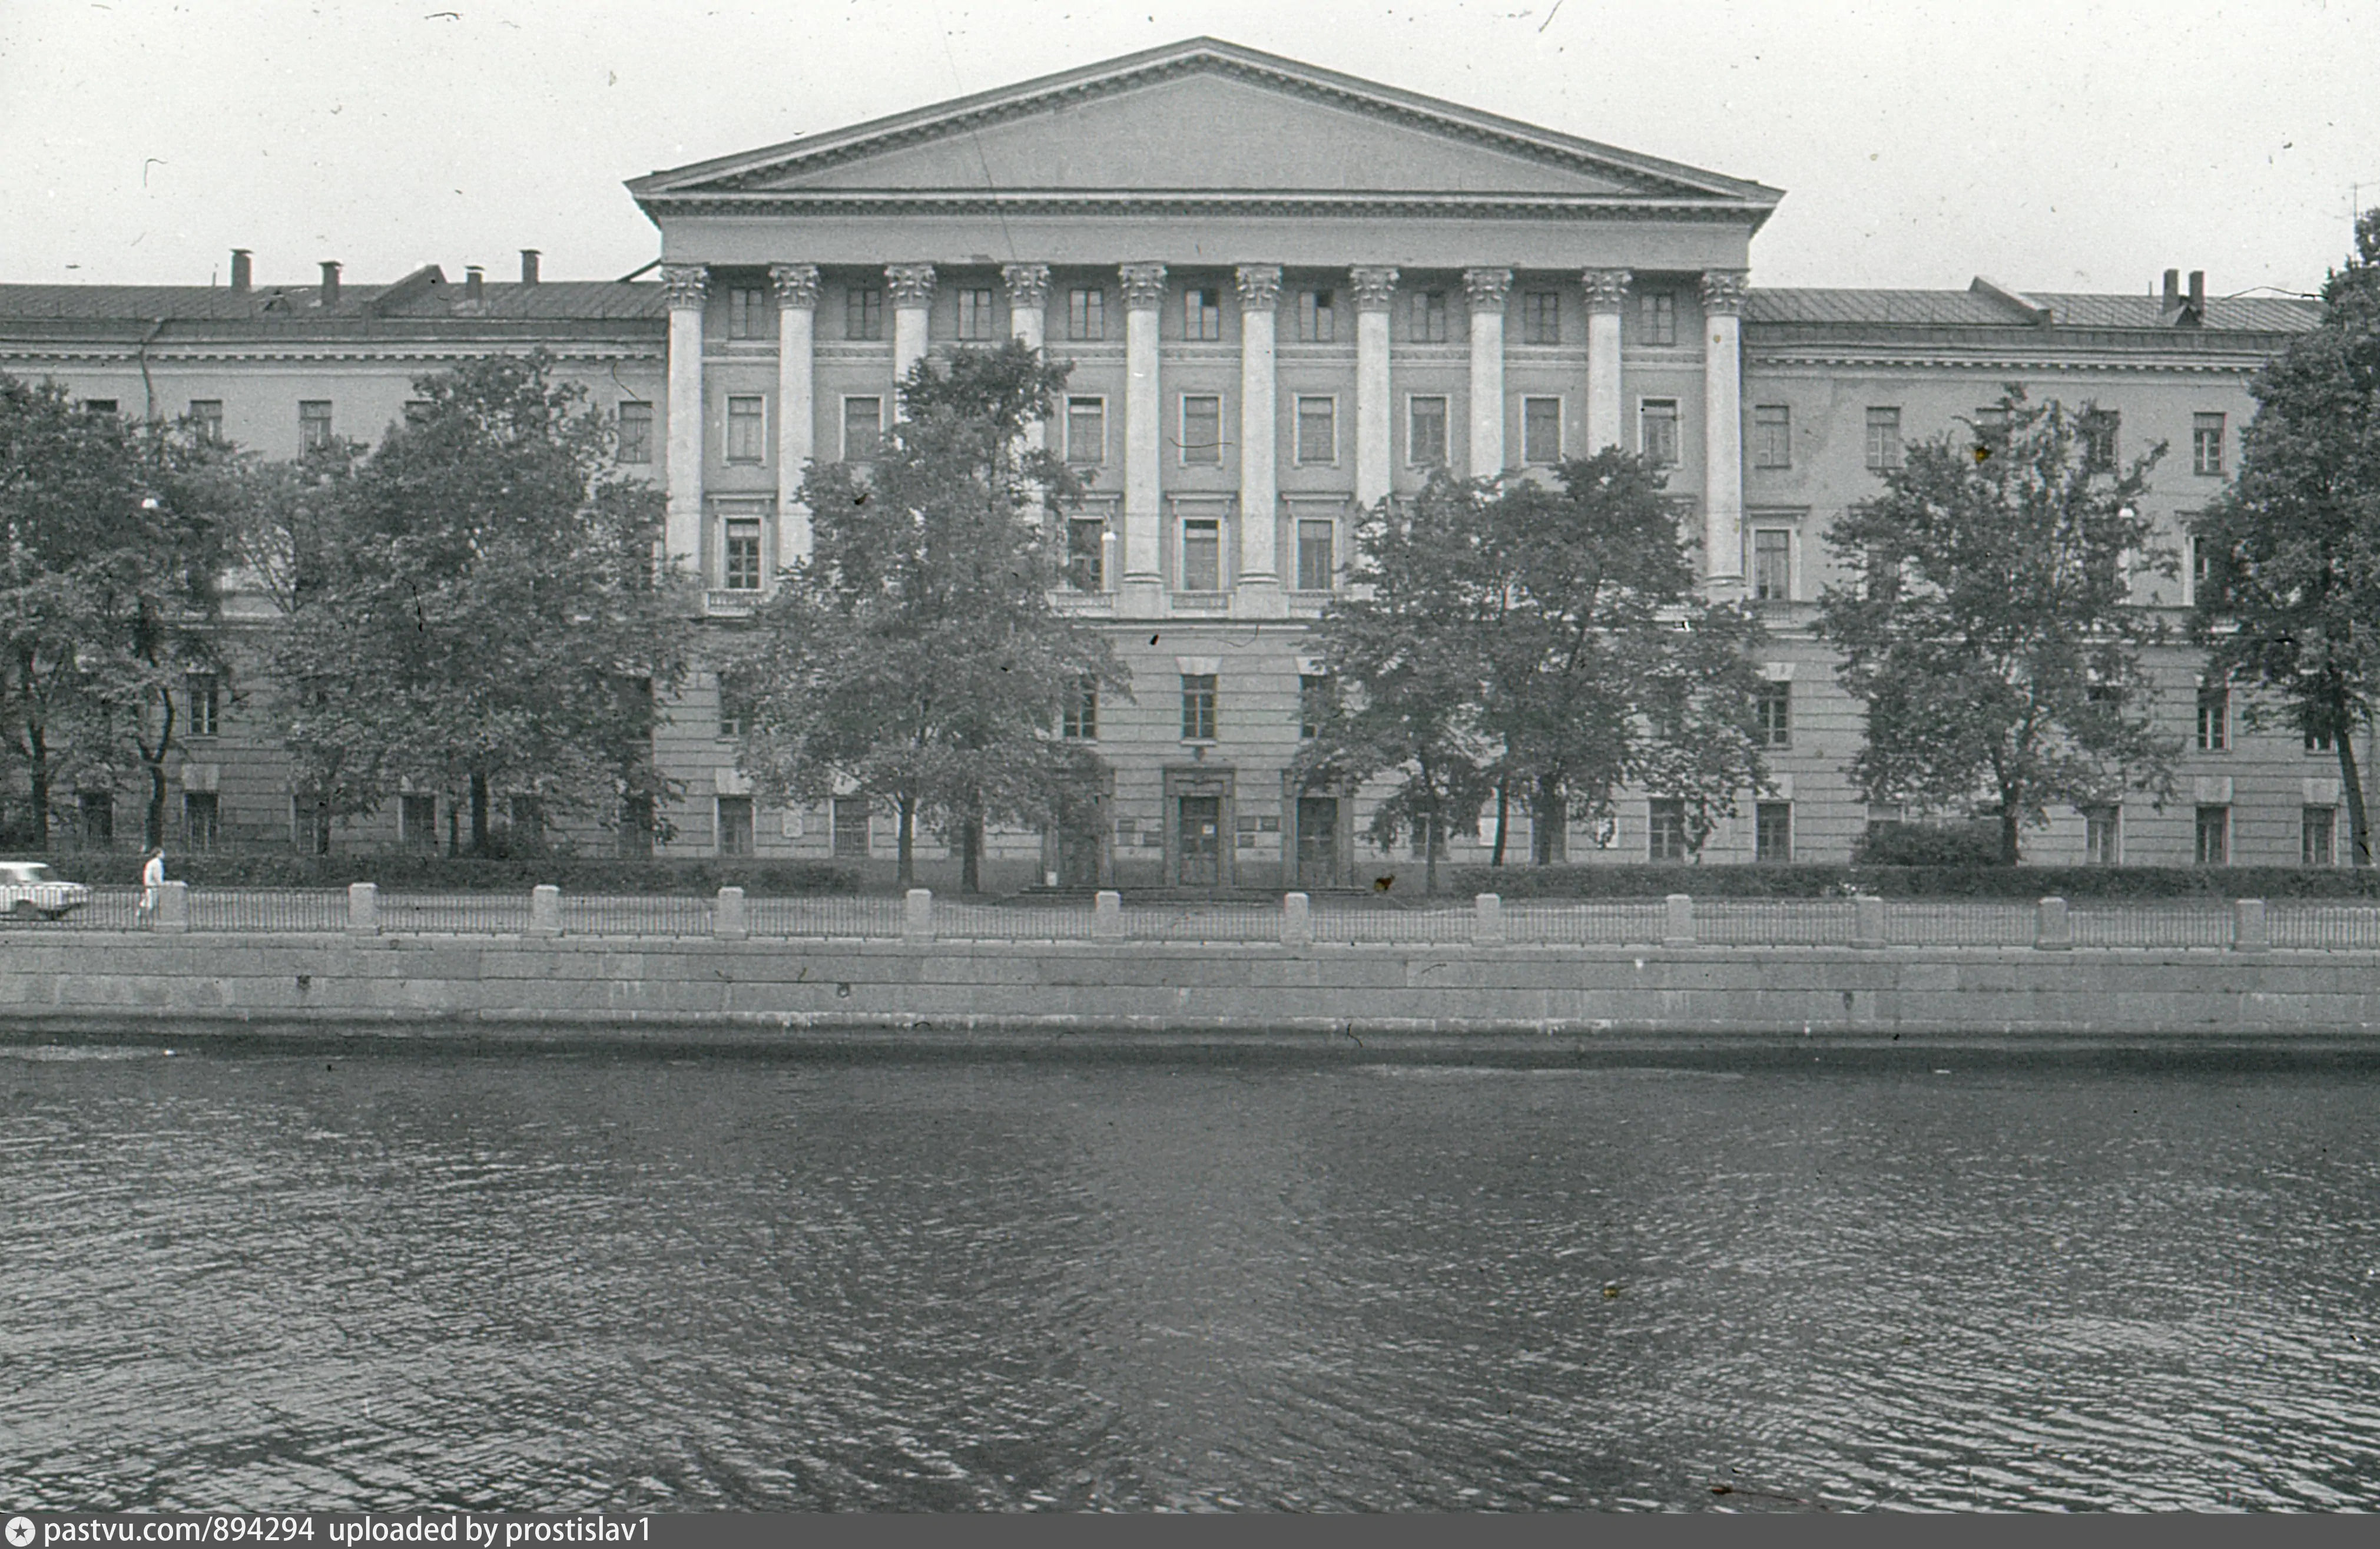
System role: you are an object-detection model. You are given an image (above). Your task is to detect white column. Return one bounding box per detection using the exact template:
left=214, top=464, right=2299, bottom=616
left=770, top=263, right=818, bottom=568
left=1119, top=261, right=1168, bottom=614
left=1350, top=265, right=1399, bottom=510
left=886, top=263, right=936, bottom=408
left=1583, top=267, right=1631, bottom=452
left=661, top=263, right=707, bottom=574
left=1464, top=267, right=1511, bottom=478
left=1003, top=263, right=1050, bottom=451
left=1235, top=264, right=1282, bottom=613
left=1701, top=269, right=1749, bottom=594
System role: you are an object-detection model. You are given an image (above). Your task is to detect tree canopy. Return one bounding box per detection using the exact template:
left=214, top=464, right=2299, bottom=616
left=1298, top=456, right=1769, bottom=889
left=724, top=340, right=1127, bottom=889
left=0, top=377, right=230, bottom=848
left=253, top=350, right=694, bottom=854
left=2193, top=210, right=2380, bottom=864
left=1815, top=387, right=2176, bottom=863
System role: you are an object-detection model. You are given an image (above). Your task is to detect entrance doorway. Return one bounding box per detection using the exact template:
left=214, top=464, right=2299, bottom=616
left=1296, top=796, right=1340, bottom=889
left=1177, top=795, right=1223, bottom=887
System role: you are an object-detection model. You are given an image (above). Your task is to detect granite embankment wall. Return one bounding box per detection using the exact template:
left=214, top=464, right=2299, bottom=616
left=4, top=930, right=2379, bottom=1042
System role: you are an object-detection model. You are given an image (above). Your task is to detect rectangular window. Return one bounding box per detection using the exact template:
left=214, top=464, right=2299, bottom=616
left=957, top=287, right=997, bottom=341
left=727, top=286, right=768, bottom=340
left=616, top=401, right=654, bottom=464
left=1067, top=287, right=1105, bottom=342
left=1640, top=399, right=1679, bottom=466
left=402, top=399, right=433, bottom=427
left=2084, top=804, right=2120, bottom=866
left=188, top=399, right=224, bottom=443
left=1639, top=292, right=1676, bottom=346
left=725, top=396, right=765, bottom=464
left=718, top=688, right=744, bottom=739
left=1181, top=674, right=1218, bottom=742
left=183, top=792, right=220, bottom=852
left=1297, top=518, right=1336, bottom=591
left=1865, top=407, right=1902, bottom=471
left=1066, top=397, right=1106, bottom=465
left=1755, top=802, right=1793, bottom=864
left=722, top=518, right=764, bottom=591
left=1408, top=396, right=1448, bottom=467
left=2305, top=806, right=2338, bottom=866
left=1648, top=798, right=1688, bottom=863
left=2083, top=408, right=2120, bottom=466
left=1522, top=396, right=1563, bottom=465
left=1412, top=290, right=1448, bottom=343
left=846, top=285, right=883, bottom=341
left=1752, top=530, right=1793, bottom=603
left=76, top=792, right=114, bottom=848
left=2195, top=805, right=2229, bottom=865
left=1066, top=515, right=1106, bottom=591
left=1300, top=675, right=1333, bottom=739
left=2194, top=412, right=2227, bottom=476
left=293, top=794, right=329, bottom=855
left=1752, top=403, right=1791, bottom=469
left=841, top=396, right=883, bottom=461
left=1181, top=519, right=1222, bottom=593
left=1180, top=395, right=1222, bottom=465
left=1756, top=680, right=1792, bottom=749
left=831, top=797, right=871, bottom=859
left=83, top=399, right=118, bottom=417
left=1296, top=396, right=1337, bottom=465
left=2307, top=722, right=2335, bottom=753
left=1297, top=289, right=1335, bottom=343
left=400, top=793, right=437, bottom=850
left=1184, top=286, right=1222, bottom=342
left=2197, top=681, right=2229, bottom=752
left=1522, top=291, right=1561, bottom=346
left=717, top=796, right=754, bottom=858
left=299, top=400, right=333, bottom=452
left=185, top=674, right=220, bottom=738
left=1062, top=678, right=1098, bottom=740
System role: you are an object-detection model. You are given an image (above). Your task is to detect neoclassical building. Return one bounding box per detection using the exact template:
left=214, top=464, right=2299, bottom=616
left=0, top=39, right=2329, bottom=883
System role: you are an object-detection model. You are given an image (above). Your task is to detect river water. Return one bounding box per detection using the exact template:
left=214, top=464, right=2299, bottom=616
left=4, top=1039, right=2378, bottom=1512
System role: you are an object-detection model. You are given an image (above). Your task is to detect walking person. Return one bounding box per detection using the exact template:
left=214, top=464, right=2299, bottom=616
left=138, top=846, right=165, bottom=924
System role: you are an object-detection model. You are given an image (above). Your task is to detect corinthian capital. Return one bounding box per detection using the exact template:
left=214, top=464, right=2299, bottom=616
left=768, top=263, right=821, bottom=309
left=1699, top=269, right=1750, bottom=316
left=1001, top=263, right=1052, bottom=309
left=1463, top=267, right=1513, bottom=311
left=1582, top=267, right=1633, bottom=313
left=659, top=263, right=709, bottom=312
left=1234, top=264, right=1282, bottom=310
left=1348, top=266, right=1400, bottom=311
left=1119, top=262, right=1169, bottom=310
left=884, top=263, right=938, bottom=308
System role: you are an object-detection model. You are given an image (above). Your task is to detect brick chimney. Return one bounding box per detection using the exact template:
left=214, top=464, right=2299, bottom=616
left=230, top=249, right=251, bottom=293
left=2162, top=269, right=2181, bottom=310
left=519, top=249, right=541, bottom=285
left=465, top=264, right=484, bottom=302
left=319, top=260, right=342, bottom=309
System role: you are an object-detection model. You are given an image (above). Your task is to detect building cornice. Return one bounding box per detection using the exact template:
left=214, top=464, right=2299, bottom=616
left=641, top=191, right=1771, bottom=223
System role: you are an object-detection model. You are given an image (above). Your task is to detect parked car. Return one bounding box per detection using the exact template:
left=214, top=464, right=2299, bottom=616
left=0, top=860, right=91, bottom=919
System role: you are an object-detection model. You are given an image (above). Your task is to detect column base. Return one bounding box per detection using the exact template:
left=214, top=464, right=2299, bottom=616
left=1116, top=575, right=1168, bottom=620
left=1231, top=578, right=1289, bottom=620
left=1700, top=574, right=1749, bottom=605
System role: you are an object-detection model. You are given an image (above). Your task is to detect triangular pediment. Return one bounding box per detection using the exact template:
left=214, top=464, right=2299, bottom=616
left=632, top=38, right=1779, bottom=212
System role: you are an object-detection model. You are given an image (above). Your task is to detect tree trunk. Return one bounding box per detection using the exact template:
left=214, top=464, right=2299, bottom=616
left=896, top=795, right=916, bottom=888
left=145, top=760, right=168, bottom=851
left=27, top=731, right=51, bottom=852
left=1533, top=775, right=1567, bottom=866
left=2000, top=800, right=2023, bottom=865
left=1489, top=777, right=1509, bottom=868
left=469, top=771, right=491, bottom=855
left=2339, top=733, right=2371, bottom=866
left=960, top=811, right=983, bottom=894
left=1423, top=809, right=1440, bottom=897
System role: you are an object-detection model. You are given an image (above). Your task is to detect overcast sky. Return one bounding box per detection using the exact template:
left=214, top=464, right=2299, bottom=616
left=2, top=0, right=2372, bottom=297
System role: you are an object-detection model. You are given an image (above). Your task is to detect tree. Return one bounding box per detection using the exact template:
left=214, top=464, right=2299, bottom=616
left=0, top=377, right=229, bottom=848
left=257, top=351, right=694, bottom=854
left=725, top=340, right=1126, bottom=891
left=2193, top=210, right=2380, bottom=864
left=1473, top=455, right=1770, bottom=864
left=1815, top=386, right=2177, bottom=863
left=1301, top=461, right=1771, bottom=890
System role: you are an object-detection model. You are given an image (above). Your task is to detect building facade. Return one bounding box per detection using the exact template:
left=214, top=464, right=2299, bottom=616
left=0, top=39, right=2331, bottom=883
